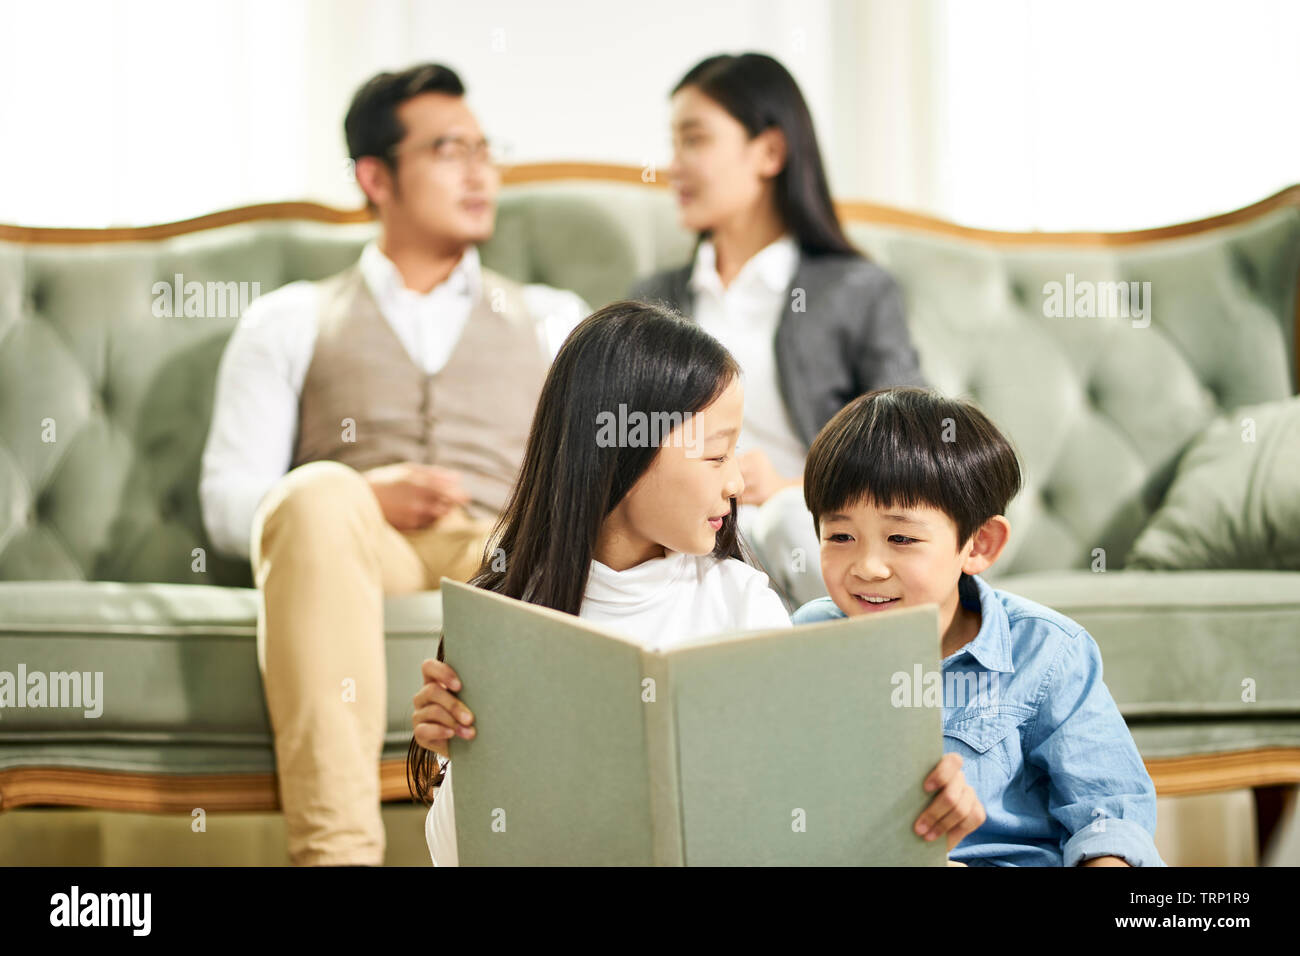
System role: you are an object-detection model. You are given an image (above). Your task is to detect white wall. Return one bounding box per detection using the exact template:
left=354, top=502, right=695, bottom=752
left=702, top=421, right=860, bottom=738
left=934, top=0, right=1300, bottom=230
left=0, top=0, right=1295, bottom=230
left=299, top=0, right=846, bottom=212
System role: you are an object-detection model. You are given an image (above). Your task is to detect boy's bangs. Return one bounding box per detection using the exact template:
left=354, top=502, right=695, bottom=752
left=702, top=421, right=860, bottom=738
left=817, top=424, right=951, bottom=523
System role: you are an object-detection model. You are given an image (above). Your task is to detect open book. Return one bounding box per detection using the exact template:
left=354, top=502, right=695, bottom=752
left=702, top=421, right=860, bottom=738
left=440, top=578, right=946, bottom=866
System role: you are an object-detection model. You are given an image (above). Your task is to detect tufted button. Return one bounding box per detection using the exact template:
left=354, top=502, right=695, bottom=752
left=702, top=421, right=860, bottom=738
left=160, top=489, right=184, bottom=520
left=1040, top=485, right=1055, bottom=510
left=1086, top=381, right=1102, bottom=407
left=27, top=283, right=45, bottom=313
left=1008, top=280, right=1027, bottom=305
left=1231, top=249, right=1258, bottom=292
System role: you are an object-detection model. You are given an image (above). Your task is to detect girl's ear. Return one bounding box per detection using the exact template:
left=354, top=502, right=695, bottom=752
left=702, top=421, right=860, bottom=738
left=961, top=515, right=1010, bottom=576
left=754, top=127, right=787, bottom=179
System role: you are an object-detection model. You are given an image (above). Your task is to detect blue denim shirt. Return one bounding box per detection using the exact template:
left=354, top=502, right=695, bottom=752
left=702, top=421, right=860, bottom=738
left=792, top=574, right=1164, bottom=867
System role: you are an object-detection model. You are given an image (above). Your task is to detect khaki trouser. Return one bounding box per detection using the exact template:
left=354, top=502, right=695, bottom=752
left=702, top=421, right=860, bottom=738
left=249, top=460, right=494, bottom=866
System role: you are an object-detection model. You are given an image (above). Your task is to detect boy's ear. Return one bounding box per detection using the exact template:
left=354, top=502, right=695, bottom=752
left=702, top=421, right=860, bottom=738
left=961, top=515, right=1010, bottom=576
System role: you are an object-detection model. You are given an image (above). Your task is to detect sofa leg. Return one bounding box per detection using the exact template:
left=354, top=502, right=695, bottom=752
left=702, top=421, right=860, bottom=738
left=1154, top=790, right=1258, bottom=866
left=1257, top=784, right=1300, bottom=866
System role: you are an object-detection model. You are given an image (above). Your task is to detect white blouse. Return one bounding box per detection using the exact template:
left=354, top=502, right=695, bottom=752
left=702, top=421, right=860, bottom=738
left=425, top=549, right=792, bottom=865
left=689, top=236, right=808, bottom=481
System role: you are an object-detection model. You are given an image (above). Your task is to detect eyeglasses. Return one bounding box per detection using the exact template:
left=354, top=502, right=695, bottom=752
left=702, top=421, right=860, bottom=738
left=389, top=135, right=504, bottom=168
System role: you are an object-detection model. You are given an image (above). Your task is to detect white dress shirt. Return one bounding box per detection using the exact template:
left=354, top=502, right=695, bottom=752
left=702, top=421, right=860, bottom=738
left=199, top=241, right=589, bottom=560
left=425, top=549, right=792, bottom=866
left=689, top=236, right=808, bottom=482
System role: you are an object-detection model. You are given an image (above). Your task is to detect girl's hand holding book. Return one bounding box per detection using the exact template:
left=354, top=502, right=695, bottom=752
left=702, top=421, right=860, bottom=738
left=412, top=657, right=476, bottom=759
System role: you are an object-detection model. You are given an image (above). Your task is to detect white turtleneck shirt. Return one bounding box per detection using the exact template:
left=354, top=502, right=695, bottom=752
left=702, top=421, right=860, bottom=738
left=425, top=549, right=792, bottom=865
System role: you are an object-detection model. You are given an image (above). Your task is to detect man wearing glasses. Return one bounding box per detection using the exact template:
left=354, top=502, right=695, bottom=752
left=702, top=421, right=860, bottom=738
left=199, top=64, right=587, bottom=865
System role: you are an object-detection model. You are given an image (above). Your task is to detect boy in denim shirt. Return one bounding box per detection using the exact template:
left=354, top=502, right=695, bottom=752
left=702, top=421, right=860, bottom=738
left=792, top=387, right=1163, bottom=866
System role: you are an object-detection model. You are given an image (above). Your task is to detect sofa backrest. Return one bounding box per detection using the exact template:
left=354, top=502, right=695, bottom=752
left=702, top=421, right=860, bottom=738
left=1, top=167, right=1297, bottom=586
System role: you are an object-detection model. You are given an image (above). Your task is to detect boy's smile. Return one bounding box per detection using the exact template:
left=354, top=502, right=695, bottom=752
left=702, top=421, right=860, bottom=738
left=819, top=499, right=1009, bottom=656
left=850, top=593, right=902, bottom=611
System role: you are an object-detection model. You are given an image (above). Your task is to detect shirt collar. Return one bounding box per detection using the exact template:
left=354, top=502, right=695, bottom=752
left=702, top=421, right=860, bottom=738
left=688, top=235, right=799, bottom=296
left=944, top=574, right=1015, bottom=673
left=584, top=550, right=693, bottom=610
left=359, top=240, right=482, bottom=304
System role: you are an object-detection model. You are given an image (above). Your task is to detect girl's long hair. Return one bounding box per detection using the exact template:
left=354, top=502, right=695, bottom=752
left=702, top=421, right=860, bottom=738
left=408, top=300, right=748, bottom=802
left=674, top=52, right=859, bottom=259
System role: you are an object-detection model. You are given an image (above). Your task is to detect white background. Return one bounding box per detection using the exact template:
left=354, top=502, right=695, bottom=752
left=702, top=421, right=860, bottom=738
left=1, top=0, right=1296, bottom=230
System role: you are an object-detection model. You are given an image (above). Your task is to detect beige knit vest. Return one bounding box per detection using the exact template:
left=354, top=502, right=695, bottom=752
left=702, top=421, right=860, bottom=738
left=290, top=263, right=551, bottom=520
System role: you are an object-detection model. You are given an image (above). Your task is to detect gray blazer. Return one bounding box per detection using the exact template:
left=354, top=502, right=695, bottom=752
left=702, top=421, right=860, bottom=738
left=628, top=253, right=927, bottom=449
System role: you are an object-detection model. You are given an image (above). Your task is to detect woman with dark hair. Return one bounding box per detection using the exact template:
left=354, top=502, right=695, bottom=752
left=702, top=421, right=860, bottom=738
left=630, top=52, right=926, bottom=607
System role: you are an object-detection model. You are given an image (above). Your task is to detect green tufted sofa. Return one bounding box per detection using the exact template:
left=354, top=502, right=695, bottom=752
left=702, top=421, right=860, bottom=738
left=2, top=166, right=1298, bottom=862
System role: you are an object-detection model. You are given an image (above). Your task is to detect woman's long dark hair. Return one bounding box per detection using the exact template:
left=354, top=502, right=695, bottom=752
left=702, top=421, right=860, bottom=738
left=675, top=52, right=859, bottom=259
left=408, top=300, right=751, bottom=802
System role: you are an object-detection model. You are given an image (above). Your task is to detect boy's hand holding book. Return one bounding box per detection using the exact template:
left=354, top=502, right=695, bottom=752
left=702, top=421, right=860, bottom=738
left=916, top=752, right=986, bottom=851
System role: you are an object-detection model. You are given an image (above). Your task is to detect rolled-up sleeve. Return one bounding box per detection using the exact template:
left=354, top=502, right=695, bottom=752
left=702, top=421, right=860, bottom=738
left=1023, top=626, right=1165, bottom=867
left=1063, top=816, right=1164, bottom=868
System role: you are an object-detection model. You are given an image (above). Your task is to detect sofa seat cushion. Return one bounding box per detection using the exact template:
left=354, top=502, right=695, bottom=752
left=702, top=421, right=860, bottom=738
left=0, top=581, right=442, bottom=776
left=1128, top=718, right=1300, bottom=760
left=994, top=570, right=1300, bottom=726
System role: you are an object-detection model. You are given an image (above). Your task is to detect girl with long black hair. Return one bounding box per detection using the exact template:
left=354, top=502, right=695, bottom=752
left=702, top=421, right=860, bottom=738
left=408, top=300, right=791, bottom=865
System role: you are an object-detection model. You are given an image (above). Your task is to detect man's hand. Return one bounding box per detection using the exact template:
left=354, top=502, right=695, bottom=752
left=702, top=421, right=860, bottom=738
left=915, top=752, right=986, bottom=851
left=1081, top=855, right=1132, bottom=867
left=364, top=462, right=471, bottom=531
left=412, top=658, right=475, bottom=760
left=737, top=449, right=799, bottom=507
